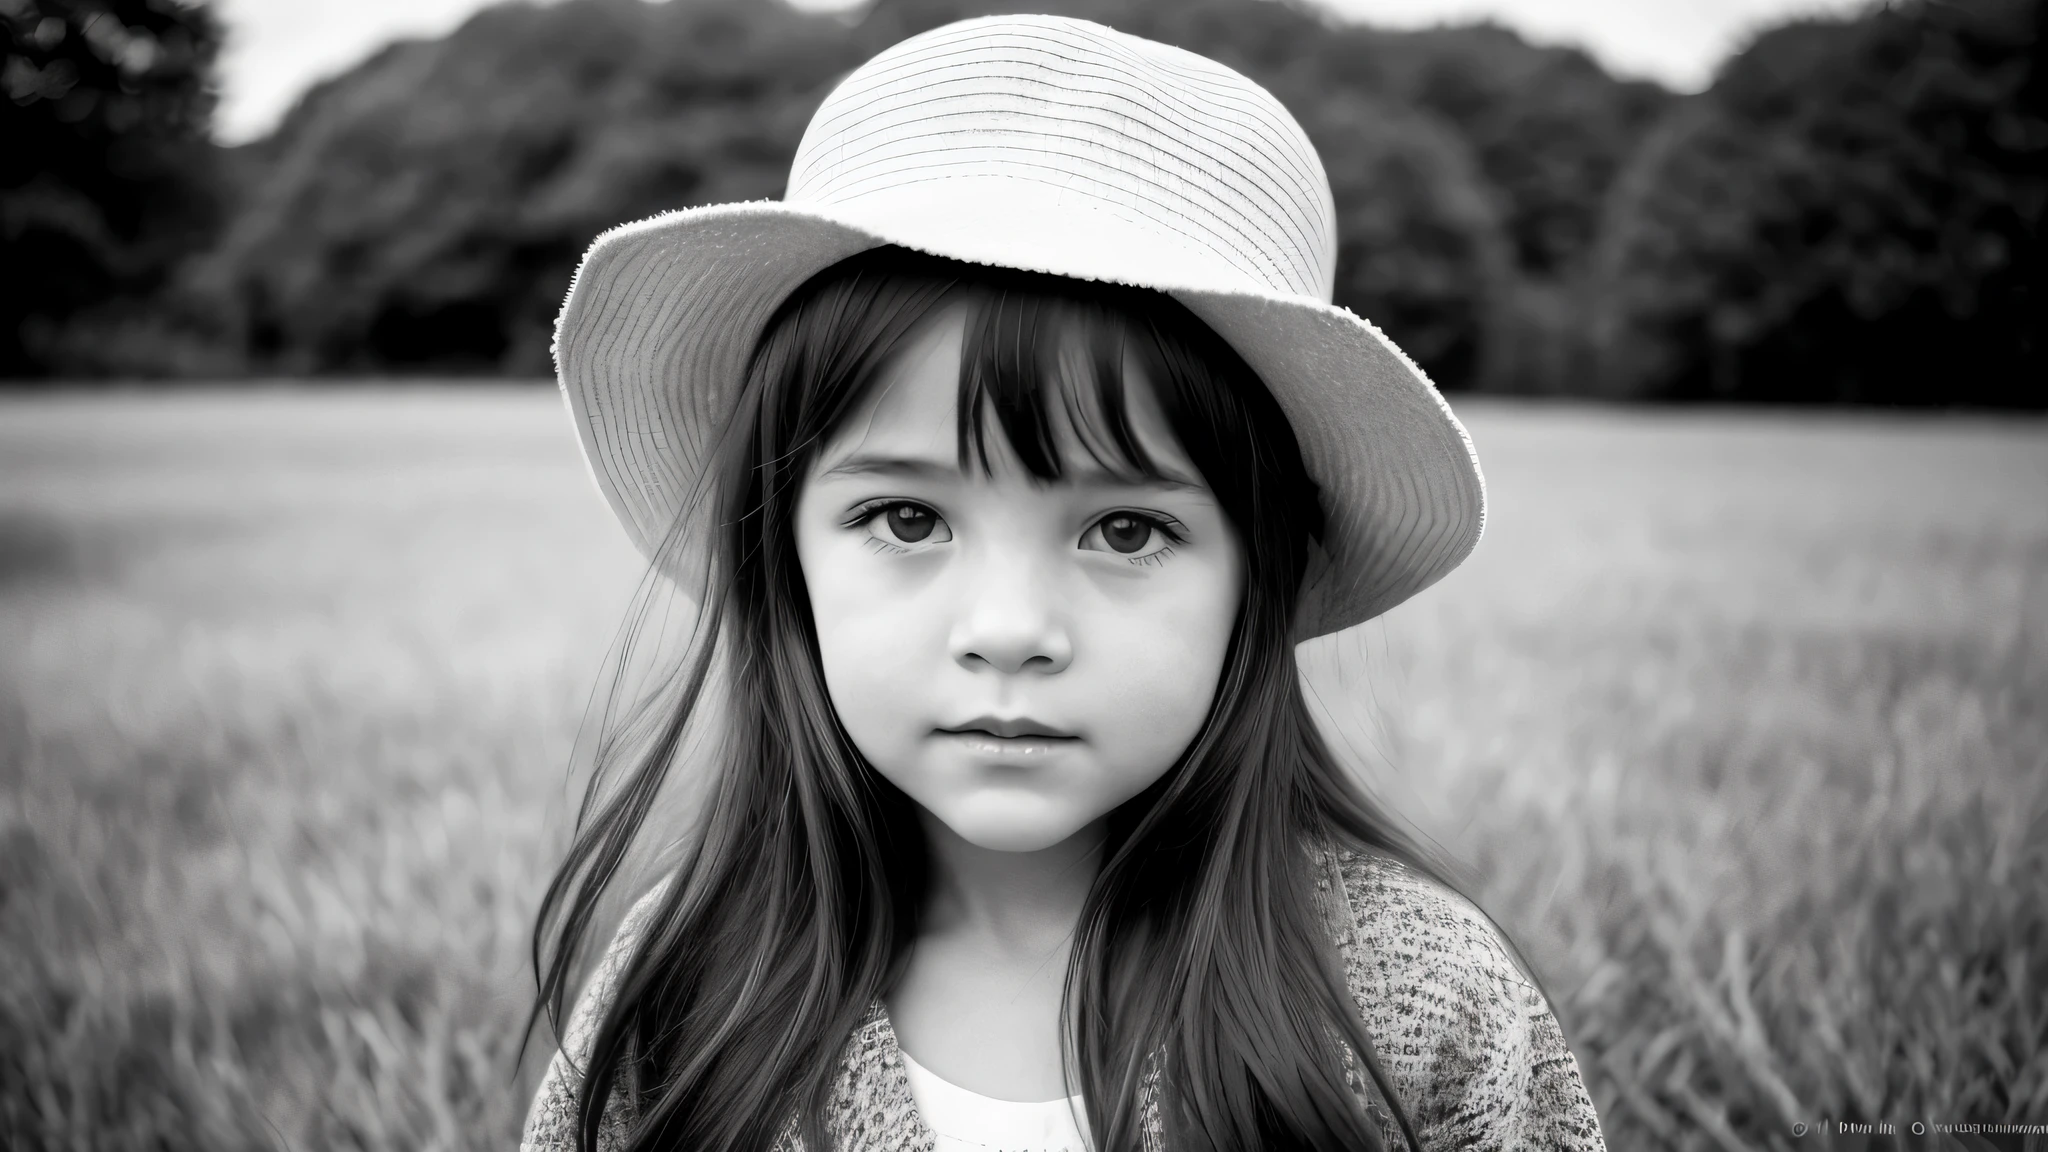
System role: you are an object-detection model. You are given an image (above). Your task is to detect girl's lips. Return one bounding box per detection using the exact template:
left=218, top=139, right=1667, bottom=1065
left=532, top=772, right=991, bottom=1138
left=936, top=730, right=1081, bottom=758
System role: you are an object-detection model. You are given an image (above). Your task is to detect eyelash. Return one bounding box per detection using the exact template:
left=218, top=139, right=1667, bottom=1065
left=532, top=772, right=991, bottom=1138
left=844, top=500, right=1185, bottom=564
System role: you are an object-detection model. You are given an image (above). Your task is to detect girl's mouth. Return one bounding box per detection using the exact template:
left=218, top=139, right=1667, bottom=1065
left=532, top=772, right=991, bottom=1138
left=936, top=729, right=1081, bottom=758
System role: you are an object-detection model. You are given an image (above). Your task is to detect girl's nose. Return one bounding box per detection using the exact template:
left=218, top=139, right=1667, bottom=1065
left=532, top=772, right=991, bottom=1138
left=947, top=551, right=1074, bottom=676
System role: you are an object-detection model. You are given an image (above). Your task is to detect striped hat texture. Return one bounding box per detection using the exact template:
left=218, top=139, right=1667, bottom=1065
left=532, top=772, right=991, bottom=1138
left=554, top=14, right=1486, bottom=639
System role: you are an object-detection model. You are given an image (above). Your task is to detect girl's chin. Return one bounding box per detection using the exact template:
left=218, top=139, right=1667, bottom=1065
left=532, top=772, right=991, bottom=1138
left=928, top=801, right=1102, bottom=854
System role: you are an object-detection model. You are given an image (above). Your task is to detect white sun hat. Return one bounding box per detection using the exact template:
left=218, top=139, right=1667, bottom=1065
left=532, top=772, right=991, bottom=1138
left=553, top=13, right=1485, bottom=640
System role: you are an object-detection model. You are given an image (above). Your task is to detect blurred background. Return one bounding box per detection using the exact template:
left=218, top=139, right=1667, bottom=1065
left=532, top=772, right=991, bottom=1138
left=2, top=0, right=2044, bottom=1150
left=3, top=0, right=2043, bottom=398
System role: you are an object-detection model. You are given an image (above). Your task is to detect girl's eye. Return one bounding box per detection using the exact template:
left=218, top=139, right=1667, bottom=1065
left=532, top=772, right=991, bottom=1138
left=851, top=504, right=1179, bottom=561
left=1080, top=512, right=1183, bottom=563
left=856, top=502, right=952, bottom=548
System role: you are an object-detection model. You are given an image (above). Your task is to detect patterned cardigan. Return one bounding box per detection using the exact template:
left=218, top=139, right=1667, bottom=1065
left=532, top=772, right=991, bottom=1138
left=520, top=844, right=1607, bottom=1151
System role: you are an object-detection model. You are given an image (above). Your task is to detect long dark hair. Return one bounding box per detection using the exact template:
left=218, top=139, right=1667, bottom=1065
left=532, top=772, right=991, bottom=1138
left=528, top=246, right=1508, bottom=1151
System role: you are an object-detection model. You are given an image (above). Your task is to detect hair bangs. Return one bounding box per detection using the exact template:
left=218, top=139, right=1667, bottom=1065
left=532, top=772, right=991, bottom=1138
left=954, top=289, right=1173, bottom=490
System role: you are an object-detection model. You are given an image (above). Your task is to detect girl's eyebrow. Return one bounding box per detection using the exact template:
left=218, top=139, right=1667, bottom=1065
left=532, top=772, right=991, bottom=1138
left=817, top=452, right=1209, bottom=495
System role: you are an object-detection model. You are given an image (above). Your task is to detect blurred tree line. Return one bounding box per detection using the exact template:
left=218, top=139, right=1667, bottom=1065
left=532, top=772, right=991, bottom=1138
left=5, top=0, right=2043, bottom=404
left=2, top=0, right=222, bottom=376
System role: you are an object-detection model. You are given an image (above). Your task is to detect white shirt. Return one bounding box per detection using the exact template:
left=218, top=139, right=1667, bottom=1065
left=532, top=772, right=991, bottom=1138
left=898, top=1051, right=1095, bottom=1152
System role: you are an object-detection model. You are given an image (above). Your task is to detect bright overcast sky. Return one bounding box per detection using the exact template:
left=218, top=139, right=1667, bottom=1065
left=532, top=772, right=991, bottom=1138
left=212, top=0, right=1869, bottom=143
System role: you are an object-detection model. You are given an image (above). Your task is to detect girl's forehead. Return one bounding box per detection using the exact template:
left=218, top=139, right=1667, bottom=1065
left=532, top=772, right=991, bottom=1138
left=816, top=306, right=1199, bottom=488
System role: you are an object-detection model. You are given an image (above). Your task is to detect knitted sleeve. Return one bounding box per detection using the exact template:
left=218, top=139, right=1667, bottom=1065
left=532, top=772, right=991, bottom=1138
left=1328, top=848, right=1607, bottom=1152
left=519, top=880, right=674, bottom=1152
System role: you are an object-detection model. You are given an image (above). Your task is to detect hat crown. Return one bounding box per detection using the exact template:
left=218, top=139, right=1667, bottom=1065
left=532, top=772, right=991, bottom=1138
left=786, top=15, right=1338, bottom=303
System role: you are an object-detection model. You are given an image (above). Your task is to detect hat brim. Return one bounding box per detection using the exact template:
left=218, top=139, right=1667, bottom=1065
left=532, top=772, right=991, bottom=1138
left=553, top=199, right=1485, bottom=640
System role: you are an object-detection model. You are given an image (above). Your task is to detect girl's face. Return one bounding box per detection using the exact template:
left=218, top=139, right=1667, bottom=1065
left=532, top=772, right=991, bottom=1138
left=793, top=306, right=1245, bottom=853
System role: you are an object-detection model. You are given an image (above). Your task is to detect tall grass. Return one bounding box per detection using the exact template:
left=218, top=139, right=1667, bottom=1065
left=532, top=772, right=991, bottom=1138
left=2, top=389, right=2042, bottom=1150
left=1329, top=408, right=2048, bottom=1148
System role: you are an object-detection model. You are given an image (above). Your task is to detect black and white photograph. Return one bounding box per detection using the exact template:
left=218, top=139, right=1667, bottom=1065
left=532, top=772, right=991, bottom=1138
left=3, top=0, right=2042, bottom=1149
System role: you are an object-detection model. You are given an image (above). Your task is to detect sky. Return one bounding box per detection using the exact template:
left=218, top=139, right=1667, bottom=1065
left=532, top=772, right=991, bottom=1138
left=211, top=0, right=1871, bottom=143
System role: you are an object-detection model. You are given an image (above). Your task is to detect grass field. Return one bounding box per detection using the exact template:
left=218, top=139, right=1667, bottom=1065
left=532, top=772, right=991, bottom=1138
left=1, top=386, right=2043, bottom=1151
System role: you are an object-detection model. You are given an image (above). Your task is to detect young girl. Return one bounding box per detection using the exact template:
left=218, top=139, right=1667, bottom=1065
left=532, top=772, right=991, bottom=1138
left=522, top=15, right=1603, bottom=1152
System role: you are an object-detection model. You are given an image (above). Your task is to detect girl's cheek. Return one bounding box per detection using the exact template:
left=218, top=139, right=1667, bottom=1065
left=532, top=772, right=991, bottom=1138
left=812, top=555, right=933, bottom=651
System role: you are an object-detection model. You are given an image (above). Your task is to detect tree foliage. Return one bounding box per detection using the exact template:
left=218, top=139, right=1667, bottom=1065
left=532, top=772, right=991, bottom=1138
left=13, top=0, right=2039, bottom=406
left=189, top=0, right=848, bottom=373
left=1301, top=92, right=1510, bottom=389
left=1334, top=22, right=1673, bottom=277
left=1595, top=0, right=2046, bottom=404
left=2, top=0, right=222, bottom=376
left=186, top=0, right=1636, bottom=390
